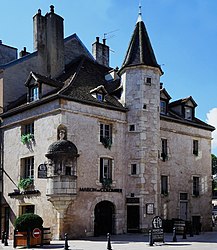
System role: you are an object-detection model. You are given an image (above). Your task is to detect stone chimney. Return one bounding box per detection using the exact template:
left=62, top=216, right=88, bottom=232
left=92, top=37, right=109, bottom=67
left=33, top=6, right=64, bottom=78
left=19, top=47, right=30, bottom=58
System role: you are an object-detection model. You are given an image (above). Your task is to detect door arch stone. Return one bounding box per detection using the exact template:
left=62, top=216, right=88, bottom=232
left=94, top=200, right=115, bottom=236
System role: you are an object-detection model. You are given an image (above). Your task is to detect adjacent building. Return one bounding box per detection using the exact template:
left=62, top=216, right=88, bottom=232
left=0, top=6, right=214, bottom=239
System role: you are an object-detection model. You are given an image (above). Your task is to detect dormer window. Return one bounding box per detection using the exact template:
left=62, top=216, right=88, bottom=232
left=185, top=107, right=192, bottom=120
left=29, top=85, right=39, bottom=102
left=160, top=100, right=167, bottom=114
left=90, top=85, right=107, bottom=102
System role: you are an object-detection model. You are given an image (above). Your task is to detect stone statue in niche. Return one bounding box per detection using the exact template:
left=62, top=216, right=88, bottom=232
left=57, top=125, right=67, bottom=140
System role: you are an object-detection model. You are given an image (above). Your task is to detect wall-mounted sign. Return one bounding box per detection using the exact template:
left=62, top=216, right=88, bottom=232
left=126, top=198, right=140, bottom=204
left=38, top=164, right=47, bottom=179
left=79, top=187, right=122, bottom=193
left=146, top=203, right=154, bottom=215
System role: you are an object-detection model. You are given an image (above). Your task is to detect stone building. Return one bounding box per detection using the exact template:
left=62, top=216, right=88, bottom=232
left=0, top=6, right=214, bottom=239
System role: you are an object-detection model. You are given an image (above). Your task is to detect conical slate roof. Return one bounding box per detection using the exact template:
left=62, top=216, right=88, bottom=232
left=121, top=14, right=162, bottom=73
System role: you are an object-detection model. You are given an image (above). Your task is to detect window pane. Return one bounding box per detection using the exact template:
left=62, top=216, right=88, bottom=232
left=131, top=164, right=137, bottom=175
left=30, top=86, right=39, bottom=102
left=100, top=123, right=112, bottom=142
left=193, top=140, right=198, bottom=155
left=100, top=158, right=112, bottom=182
left=185, top=107, right=192, bottom=120
left=161, top=176, right=168, bottom=194
left=24, top=157, right=34, bottom=179
left=160, top=101, right=166, bottom=114
left=193, top=177, right=199, bottom=196
left=24, top=123, right=34, bottom=135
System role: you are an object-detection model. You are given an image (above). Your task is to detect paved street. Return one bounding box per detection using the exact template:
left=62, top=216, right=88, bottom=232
left=1, top=232, right=217, bottom=250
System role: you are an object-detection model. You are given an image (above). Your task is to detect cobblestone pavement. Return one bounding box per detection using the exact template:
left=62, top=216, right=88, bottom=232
left=1, top=232, right=217, bottom=250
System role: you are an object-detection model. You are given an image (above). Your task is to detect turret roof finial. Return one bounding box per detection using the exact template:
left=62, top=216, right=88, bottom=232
left=137, top=2, right=143, bottom=23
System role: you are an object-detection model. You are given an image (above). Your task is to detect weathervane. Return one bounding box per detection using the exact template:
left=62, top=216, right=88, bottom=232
left=137, top=0, right=143, bottom=23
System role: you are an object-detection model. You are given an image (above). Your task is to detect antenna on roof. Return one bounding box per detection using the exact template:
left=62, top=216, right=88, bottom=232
left=103, top=29, right=119, bottom=40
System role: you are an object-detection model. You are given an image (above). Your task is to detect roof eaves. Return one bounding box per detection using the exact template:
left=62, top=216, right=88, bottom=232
left=160, top=114, right=215, bottom=132
left=0, top=51, right=37, bottom=70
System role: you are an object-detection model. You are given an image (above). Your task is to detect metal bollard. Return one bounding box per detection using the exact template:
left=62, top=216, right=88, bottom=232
left=172, top=227, right=177, bottom=242
left=182, top=226, right=187, bottom=239
left=64, top=233, right=69, bottom=250
left=1, top=231, right=5, bottom=244
left=107, top=233, right=112, bottom=250
left=149, top=229, right=153, bottom=246
left=4, top=232, right=8, bottom=246
left=189, top=224, right=193, bottom=237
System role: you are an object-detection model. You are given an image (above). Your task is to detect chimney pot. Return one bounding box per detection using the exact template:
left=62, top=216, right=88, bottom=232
left=38, top=9, right=41, bottom=15
left=103, top=38, right=106, bottom=45
left=96, top=37, right=99, bottom=43
left=50, top=5, right=54, bottom=13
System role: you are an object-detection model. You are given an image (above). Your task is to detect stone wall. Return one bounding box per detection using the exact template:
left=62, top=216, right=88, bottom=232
left=160, top=119, right=212, bottom=231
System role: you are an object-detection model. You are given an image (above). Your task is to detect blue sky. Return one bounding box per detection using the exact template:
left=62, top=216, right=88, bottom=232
left=1, top=0, right=217, bottom=153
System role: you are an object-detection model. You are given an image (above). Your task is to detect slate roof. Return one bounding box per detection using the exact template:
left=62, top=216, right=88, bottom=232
left=121, top=17, right=163, bottom=74
left=169, top=96, right=198, bottom=108
left=2, top=55, right=126, bottom=116
left=59, top=56, right=126, bottom=111
left=25, top=71, right=63, bottom=88
left=160, top=107, right=215, bottom=131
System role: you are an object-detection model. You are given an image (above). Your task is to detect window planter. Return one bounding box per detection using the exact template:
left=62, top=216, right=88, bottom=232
left=18, top=178, right=34, bottom=191
left=14, top=213, right=44, bottom=248
left=101, top=137, right=112, bottom=150
left=102, top=178, right=112, bottom=188
left=21, top=133, right=34, bottom=145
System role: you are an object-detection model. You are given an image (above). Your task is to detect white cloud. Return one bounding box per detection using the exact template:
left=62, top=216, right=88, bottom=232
left=206, top=108, right=217, bottom=152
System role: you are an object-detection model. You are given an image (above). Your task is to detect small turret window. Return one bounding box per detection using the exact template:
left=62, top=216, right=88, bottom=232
left=144, top=77, right=152, bottom=85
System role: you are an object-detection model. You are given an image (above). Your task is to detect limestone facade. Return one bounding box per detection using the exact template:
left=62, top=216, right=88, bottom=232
left=0, top=5, right=214, bottom=240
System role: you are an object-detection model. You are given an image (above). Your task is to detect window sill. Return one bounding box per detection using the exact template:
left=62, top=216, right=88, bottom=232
left=8, top=189, right=40, bottom=197
left=192, top=194, right=200, bottom=198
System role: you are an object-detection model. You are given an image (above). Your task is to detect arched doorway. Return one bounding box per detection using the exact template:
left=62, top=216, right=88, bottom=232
left=94, top=201, right=115, bottom=236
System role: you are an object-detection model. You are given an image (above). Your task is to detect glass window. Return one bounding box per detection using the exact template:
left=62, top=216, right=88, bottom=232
left=193, top=176, right=199, bottom=196
left=193, top=140, right=198, bottom=156
left=129, top=124, right=136, bottom=132
left=23, top=157, right=34, bottom=179
left=161, top=175, right=168, bottom=195
left=24, top=122, right=34, bottom=135
left=146, top=77, right=152, bottom=84
left=100, top=158, right=112, bottom=184
left=100, top=123, right=112, bottom=142
left=131, top=164, right=137, bottom=175
left=160, top=100, right=167, bottom=114
left=185, top=107, right=192, bottom=120
left=96, top=93, right=103, bottom=102
left=21, top=205, right=35, bottom=215
left=180, top=193, right=188, bottom=200
left=29, top=86, right=39, bottom=102
left=161, top=138, right=168, bottom=161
